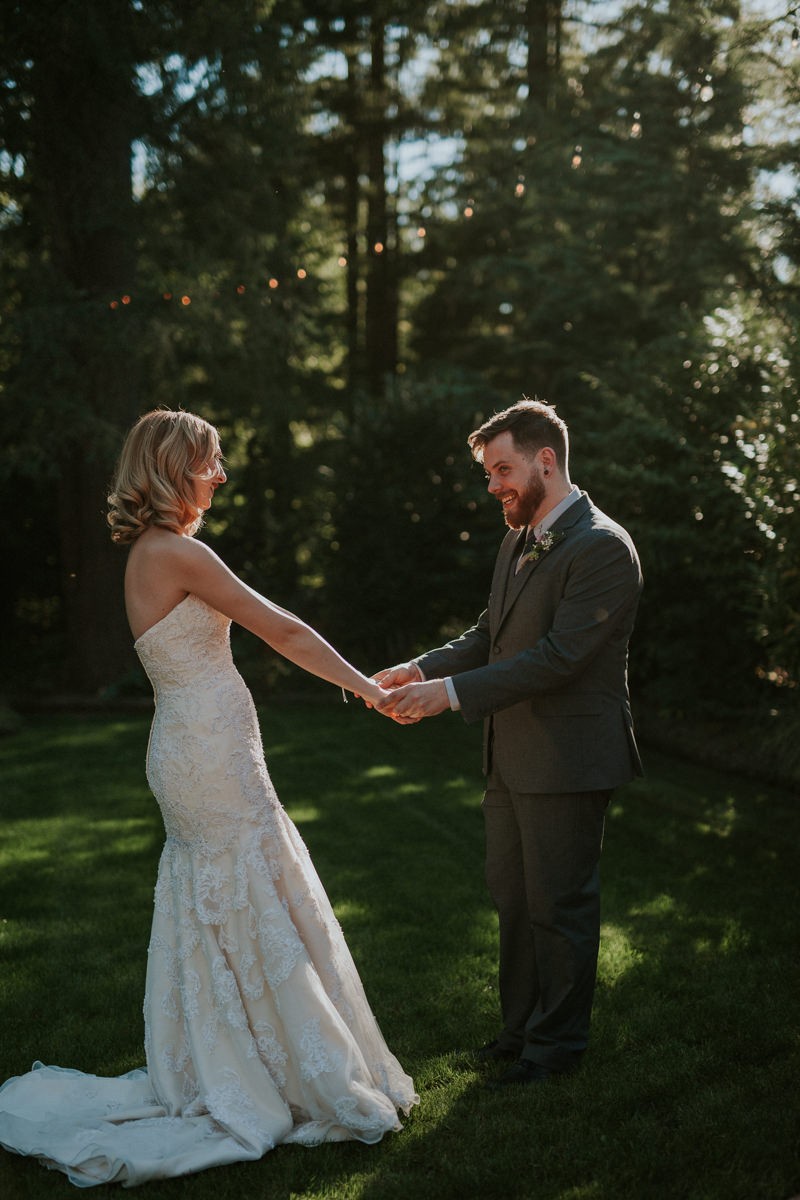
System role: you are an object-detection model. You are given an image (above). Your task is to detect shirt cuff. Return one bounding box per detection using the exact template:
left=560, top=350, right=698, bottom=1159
left=444, top=677, right=461, bottom=711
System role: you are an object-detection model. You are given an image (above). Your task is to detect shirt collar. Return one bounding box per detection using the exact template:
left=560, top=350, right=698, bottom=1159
left=532, top=485, right=581, bottom=540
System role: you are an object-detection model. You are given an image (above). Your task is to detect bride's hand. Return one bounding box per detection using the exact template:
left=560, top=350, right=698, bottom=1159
left=361, top=683, right=394, bottom=711
left=356, top=681, right=408, bottom=720
left=358, top=662, right=422, bottom=709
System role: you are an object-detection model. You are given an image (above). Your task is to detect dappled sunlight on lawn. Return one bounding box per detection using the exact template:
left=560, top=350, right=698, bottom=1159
left=626, top=892, right=678, bottom=918
left=361, top=764, right=400, bottom=779
left=332, top=898, right=371, bottom=925
left=598, top=922, right=645, bottom=985
left=285, top=801, right=322, bottom=823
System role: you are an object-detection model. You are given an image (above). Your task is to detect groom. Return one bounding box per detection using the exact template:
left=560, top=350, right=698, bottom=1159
left=377, top=398, right=643, bottom=1086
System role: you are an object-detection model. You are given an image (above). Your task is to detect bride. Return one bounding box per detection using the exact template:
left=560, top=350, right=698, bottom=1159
left=0, top=409, right=418, bottom=1187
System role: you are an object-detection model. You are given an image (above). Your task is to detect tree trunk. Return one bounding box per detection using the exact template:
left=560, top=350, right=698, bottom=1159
left=344, top=39, right=364, bottom=392
left=365, top=22, right=398, bottom=396
left=527, top=0, right=562, bottom=109
left=29, top=3, right=141, bottom=693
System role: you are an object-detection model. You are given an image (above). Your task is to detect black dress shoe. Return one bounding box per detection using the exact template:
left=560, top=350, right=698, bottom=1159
left=474, top=1039, right=519, bottom=1065
left=485, top=1059, right=559, bottom=1089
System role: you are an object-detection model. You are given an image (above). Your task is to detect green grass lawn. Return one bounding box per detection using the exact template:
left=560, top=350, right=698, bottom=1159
left=0, top=701, right=798, bottom=1200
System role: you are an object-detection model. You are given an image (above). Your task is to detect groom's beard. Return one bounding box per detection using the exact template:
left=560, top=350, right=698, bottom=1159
left=502, top=468, right=546, bottom=530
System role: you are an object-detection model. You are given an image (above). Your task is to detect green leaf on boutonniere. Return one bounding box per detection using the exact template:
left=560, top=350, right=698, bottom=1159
left=521, top=529, right=566, bottom=566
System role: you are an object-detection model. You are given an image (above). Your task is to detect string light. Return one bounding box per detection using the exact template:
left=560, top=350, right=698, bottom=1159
left=105, top=173, right=602, bottom=314
left=108, top=265, right=333, bottom=309
left=571, top=146, right=582, bottom=169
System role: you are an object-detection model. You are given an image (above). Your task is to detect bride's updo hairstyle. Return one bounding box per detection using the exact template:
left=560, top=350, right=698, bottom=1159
left=108, top=409, right=221, bottom=544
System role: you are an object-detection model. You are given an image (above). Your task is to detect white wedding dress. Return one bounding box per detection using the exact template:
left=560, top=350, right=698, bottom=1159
left=0, top=594, right=417, bottom=1187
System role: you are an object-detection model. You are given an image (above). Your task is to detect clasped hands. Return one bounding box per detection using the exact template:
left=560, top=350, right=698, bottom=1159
left=366, top=663, right=450, bottom=725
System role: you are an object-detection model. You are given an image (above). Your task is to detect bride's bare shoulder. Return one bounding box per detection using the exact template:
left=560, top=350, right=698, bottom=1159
left=130, top=528, right=215, bottom=566
left=125, top=532, right=226, bottom=640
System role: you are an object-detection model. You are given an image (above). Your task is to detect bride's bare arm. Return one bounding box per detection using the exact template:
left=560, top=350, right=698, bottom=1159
left=164, top=536, right=386, bottom=704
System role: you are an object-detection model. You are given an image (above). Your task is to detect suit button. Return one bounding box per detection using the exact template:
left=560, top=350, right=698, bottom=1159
left=493, top=644, right=502, bottom=654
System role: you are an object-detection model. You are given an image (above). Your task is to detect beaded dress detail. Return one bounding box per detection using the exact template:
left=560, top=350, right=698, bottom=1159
left=0, top=594, right=417, bottom=1187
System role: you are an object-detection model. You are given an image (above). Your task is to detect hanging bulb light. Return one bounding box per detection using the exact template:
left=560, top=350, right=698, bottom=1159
left=699, top=73, right=714, bottom=102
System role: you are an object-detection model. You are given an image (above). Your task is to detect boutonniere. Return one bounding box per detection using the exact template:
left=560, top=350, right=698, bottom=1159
left=521, top=529, right=566, bottom=566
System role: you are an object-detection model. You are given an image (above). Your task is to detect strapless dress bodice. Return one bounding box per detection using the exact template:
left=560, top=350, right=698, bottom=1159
left=134, top=594, right=233, bottom=692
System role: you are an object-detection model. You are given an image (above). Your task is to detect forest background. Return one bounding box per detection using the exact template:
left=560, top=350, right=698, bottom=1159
left=1, top=0, right=798, bottom=784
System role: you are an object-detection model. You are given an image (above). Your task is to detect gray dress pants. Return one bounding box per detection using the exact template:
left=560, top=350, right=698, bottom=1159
left=483, top=766, right=610, bottom=1071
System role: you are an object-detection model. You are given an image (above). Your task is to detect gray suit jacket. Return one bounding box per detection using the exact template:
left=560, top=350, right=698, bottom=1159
left=416, top=492, right=643, bottom=794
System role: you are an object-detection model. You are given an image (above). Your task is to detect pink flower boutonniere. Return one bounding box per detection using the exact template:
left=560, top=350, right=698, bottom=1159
left=521, top=529, right=566, bottom=566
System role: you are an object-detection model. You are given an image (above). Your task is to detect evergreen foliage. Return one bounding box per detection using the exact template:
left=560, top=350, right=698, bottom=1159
left=1, top=0, right=797, bottom=735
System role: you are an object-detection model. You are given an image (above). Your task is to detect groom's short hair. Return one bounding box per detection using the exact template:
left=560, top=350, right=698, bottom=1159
left=468, top=397, right=569, bottom=471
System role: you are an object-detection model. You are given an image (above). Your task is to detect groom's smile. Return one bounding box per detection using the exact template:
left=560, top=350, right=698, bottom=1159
left=483, top=432, right=547, bottom=530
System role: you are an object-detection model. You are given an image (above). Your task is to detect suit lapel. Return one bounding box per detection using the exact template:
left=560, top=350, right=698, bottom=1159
left=490, top=528, right=527, bottom=626
left=500, top=540, right=545, bottom=623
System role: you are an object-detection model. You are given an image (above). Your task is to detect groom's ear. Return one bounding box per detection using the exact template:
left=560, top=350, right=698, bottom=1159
left=538, top=446, right=557, bottom=473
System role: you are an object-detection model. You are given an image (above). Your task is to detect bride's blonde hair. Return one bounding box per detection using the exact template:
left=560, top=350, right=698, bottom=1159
left=107, top=409, right=221, bottom=544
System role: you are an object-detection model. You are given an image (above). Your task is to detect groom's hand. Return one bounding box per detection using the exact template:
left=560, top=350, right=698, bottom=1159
left=377, top=680, right=449, bottom=724
left=360, top=662, right=423, bottom=708
left=373, top=662, right=424, bottom=689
